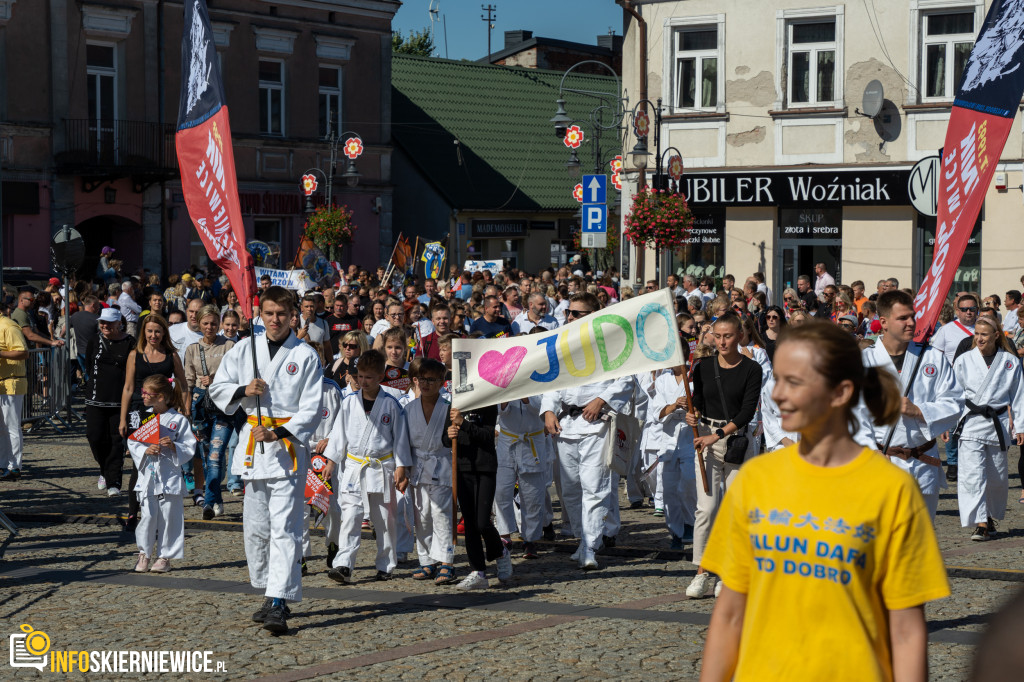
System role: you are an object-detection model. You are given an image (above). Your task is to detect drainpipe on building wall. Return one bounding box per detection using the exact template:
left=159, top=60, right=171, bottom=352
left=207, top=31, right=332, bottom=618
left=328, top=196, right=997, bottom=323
left=617, top=0, right=646, bottom=285
left=158, top=0, right=168, bottom=278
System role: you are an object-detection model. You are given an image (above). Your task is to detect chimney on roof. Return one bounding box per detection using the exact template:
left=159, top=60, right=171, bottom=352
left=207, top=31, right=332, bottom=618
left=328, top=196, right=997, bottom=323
left=597, top=34, right=623, bottom=52
left=504, top=30, right=533, bottom=48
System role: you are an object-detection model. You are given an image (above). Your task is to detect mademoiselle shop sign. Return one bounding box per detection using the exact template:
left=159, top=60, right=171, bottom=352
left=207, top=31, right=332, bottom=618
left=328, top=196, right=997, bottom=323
left=451, top=289, right=683, bottom=411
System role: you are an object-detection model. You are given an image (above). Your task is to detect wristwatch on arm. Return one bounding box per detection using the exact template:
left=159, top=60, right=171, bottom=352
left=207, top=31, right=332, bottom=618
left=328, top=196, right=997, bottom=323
left=715, top=428, right=726, bottom=439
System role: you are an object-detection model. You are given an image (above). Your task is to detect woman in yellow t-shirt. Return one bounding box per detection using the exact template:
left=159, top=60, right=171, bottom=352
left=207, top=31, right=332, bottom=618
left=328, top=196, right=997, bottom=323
left=699, top=321, right=950, bottom=682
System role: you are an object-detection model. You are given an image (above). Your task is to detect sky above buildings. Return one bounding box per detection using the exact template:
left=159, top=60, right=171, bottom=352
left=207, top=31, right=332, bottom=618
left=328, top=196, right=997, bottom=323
left=392, top=0, right=625, bottom=61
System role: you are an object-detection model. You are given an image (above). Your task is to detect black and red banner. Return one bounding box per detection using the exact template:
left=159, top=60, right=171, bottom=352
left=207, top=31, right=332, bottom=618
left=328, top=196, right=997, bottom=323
left=175, top=0, right=256, bottom=318
left=915, top=0, right=1024, bottom=341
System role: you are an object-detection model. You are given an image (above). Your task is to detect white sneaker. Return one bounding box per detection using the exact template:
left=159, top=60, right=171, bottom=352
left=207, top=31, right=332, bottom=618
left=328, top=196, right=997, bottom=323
left=133, top=552, right=150, bottom=573
left=212, top=502, right=224, bottom=517
left=496, top=548, right=513, bottom=581
left=570, top=545, right=583, bottom=562
left=714, top=579, right=723, bottom=598
left=97, top=476, right=107, bottom=490
left=456, top=571, right=489, bottom=591
left=107, top=487, right=121, bottom=497
left=581, top=555, right=599, bottom=571
left=686, top=572, right=713, bottom=598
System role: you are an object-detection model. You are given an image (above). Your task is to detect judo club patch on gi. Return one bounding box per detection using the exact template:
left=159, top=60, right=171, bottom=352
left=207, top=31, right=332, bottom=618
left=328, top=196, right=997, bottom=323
left=322, top=407, right=331, bottom=418
left=168, top=422, right=178, bottom=431
left=286, top=362, right=298, bottom=375
left=381, top=414, right=391, bottom=425
left=922, top=364, right=937, bottom=377
left=1007, top=360, right=1015, bottom=371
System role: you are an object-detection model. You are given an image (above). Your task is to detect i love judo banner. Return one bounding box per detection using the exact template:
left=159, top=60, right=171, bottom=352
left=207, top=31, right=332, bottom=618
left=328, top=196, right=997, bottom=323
left=914, top=0, right=1024, bottom=341
left=176, top=0, right=256, bottom=319
left=451, top=289, right=683, bottom=411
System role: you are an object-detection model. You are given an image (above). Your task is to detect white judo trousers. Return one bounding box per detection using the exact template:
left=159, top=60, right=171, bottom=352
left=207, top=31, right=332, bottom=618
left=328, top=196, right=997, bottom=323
left=0, top=394, right=24, bottom=470
left=495, top=400, right=551, bottom=544
left=958, top=440, right=1008, bottom=526
left=413, top=484, right=454, bottom=565
left=244, top=477, right=306, bottom=601
left=136, top=494, right=185, bottom=559
left=335, top=490, right=397, bottom=572
left=395, top=490, right=415, bottom=555
left=494, top=463, right=548, bottom=542
left=554, top=433, right=611, bottom=554
left=659, top=456, right=696, bottom=538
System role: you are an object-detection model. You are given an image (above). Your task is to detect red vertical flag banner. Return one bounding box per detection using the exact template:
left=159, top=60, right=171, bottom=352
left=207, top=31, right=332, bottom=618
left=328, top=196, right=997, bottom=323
left=914, top=0, right=1024, bottom=342
left=175, top=0, right=256, bottom=318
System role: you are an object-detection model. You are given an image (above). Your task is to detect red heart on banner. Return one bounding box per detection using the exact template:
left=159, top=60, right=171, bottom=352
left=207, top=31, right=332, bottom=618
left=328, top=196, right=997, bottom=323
left=477, top=347, right=528, bottom=388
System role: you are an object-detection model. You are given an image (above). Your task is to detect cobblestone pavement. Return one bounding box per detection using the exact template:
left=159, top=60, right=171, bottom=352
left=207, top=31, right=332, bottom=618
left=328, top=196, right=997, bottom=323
left=1, top=426, right=1021, bottom=680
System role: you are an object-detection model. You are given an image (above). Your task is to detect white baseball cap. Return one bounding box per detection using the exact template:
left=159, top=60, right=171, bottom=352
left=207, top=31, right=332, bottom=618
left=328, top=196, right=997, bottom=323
left=99, top=308, right=122, bottom=322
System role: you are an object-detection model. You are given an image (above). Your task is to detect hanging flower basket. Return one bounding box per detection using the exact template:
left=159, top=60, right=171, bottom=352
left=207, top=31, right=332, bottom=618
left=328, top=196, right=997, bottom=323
left=303, top=204, right=357, bottom=257
left=623, top=187, right=693, bottom=252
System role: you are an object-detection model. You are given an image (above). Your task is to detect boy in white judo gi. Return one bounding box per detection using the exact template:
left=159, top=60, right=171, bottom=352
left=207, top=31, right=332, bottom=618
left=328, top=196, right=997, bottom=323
left=210, top=287, right=323, bottom=634
left=326, top=349, right=412, bottom=582
left=853, top=289, right=963, bottom=520
left=303, top=376, right=345, bottom=570
left=648, top=365, right=698, bottom=549
left=406, top=359, right=457, bottom=583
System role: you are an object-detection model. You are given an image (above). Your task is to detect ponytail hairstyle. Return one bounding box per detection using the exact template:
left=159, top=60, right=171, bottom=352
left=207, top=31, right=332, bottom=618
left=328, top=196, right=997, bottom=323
left=777, top=321, right=901, bottom=433
left=972, top=316, right=1015, bottom=354
left=141, top=374, right=186, bottom=414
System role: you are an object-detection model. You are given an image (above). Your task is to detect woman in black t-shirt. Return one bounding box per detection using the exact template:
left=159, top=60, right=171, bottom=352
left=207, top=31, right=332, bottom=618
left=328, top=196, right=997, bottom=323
left=683, top=313, right=762, bottom=599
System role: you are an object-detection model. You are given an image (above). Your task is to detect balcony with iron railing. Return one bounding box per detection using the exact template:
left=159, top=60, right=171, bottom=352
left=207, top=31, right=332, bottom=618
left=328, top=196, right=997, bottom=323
left=58, top=119, right=178, bottom=177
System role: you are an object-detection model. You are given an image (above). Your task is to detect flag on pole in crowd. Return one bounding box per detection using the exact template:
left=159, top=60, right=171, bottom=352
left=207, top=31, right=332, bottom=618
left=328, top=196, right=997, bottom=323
left=393, top=235, right=413, bottom=272
left=914, top=0, right=1024, bottom=341
left=292, top=235, right=333, bottom=288
left=421, top=242, right=445, bottom=279
left=129, top=413, right=161, bottom=445
left=175, top=0, right=255, bottom=318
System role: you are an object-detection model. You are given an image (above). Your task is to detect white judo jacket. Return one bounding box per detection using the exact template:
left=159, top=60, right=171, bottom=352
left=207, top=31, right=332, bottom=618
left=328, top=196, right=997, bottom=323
left=127, top=409, right=197, bottom=496
left=209, top=332, right=324, bottom=480
left=407, top=396, right=452, bottom=487
left=952, top=347, right=1024, bottom=447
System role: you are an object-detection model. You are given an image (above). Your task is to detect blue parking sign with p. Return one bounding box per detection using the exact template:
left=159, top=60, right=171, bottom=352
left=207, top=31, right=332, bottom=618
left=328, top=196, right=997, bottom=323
left=582, top=204, right=607, bottom=233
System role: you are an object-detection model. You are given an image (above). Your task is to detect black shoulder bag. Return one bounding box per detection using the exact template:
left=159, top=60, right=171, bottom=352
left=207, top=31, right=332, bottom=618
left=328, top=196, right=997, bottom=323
left=713, top=357, right=750, bottom=465
left=198, top=345, right=220, bottom=415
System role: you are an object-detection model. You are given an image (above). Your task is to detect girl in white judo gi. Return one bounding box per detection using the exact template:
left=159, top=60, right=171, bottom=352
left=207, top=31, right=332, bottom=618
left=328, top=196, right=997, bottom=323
left=209, top=287, right=324, bottom=634
left=951, top=316, right=1024, bottom=540
left=128, top=374, right=196, bottom=574
left=325, top=349, right=411, bottom=582
left=406, top=359, right=456, bottom=584
left=649, top=363, right=698, bottom=549
left=495, top=394, right=551, bottom=560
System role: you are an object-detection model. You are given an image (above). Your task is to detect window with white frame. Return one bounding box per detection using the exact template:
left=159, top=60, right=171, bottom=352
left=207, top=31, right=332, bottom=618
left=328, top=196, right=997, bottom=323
left=787, top=20, right=836, bottom=106
left=86, top=42, right=117, bottom=155
left=258, top=59, right=285, bottom=136
left=318, top=66, right=342, bottom=138
left=674, top=27, right=718, bottom=110
left=921, top=11, right=974, bottom=100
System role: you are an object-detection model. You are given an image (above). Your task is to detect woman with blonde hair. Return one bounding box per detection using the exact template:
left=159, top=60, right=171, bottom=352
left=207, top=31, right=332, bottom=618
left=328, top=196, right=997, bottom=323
left=951, top=315, right=1024, bottom=537
left=328, top=330, right=369, bottom=390
left=700, top=322, right=949, bottom=681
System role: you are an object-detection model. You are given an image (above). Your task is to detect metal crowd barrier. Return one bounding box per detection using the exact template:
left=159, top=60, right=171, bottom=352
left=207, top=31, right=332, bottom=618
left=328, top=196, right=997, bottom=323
left=22, top=346, right=79, bottom=434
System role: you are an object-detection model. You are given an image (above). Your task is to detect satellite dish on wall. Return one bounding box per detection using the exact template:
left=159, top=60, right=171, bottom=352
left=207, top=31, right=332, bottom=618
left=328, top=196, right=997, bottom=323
left=858, top=80, right=884, bottom=119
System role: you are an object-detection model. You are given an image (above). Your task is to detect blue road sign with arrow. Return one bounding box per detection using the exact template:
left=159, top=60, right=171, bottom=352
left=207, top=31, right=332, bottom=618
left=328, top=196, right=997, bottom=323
left=582, top=174, right=607, bottom=204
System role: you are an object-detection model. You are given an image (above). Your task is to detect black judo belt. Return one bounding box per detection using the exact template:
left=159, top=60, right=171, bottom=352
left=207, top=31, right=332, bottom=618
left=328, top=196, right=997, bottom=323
left=954, top=400, right=1008, bottom=449
left=558, top=404, right=585, bottom=420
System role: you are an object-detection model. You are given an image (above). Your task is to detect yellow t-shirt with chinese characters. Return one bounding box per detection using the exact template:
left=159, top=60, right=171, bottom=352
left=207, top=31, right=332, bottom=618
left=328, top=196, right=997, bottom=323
left=701, top=444, right=950, bottom=682
left=0, top=315, right=27, bottom=395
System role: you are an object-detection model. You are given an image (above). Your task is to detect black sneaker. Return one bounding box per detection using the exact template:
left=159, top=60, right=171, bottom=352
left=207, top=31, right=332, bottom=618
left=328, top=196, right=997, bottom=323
left=542, top=524, right=556, bottom=541
left=375, top=570, right=393, bottom=581
left=522, top=542, right=539, bottom=559
left=629, top=500, right=643, bottom=509
left=202, top=506, right=214, bottom=521
left=301, top=558, right=308, bottom=576
left=0, top=468, right=20, bottom=481
left=253, top=598, right=290, bottom=623
left=326, top=542, right=338, bottom=569
left=971, top=526, right=989, bottom=541
left=262, top=602, right=288, bottom=634
left=988, top=517, right=998, bottom=535
left=327, top=566, right=351, bottom=584
left=946, top=465, right=958, bottom=482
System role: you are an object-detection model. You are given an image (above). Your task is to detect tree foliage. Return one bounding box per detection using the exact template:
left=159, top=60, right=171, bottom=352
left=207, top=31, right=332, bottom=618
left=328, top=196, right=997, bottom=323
left=392, top=28, right=435, bottom=56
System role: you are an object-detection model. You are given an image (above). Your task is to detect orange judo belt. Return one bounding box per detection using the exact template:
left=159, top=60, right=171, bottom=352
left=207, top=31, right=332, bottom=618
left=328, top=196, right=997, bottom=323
left=245, top=416, right=296, bottom=471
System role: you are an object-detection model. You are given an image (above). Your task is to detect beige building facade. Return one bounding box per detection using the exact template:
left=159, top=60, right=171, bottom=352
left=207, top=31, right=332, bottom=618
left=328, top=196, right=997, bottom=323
left=618, top=0, right=1024, bottom=301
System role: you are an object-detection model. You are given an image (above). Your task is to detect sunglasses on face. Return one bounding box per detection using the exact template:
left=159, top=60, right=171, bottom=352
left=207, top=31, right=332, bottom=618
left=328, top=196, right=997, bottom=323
left=766, top=314, right=780, bottom=320
left=959, top=306, right=978, bottom=313
left=839, top=323, right=856, bottom=330
left=342, top=343, right=359, bottom=350
left=566, top=309, right=589, bottom=318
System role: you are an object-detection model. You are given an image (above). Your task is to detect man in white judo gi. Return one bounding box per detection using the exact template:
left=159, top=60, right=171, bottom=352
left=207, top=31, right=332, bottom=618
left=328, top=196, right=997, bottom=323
left=853, top=289, right=963, bottom=520
left=210, top=286, right=323, bottom=634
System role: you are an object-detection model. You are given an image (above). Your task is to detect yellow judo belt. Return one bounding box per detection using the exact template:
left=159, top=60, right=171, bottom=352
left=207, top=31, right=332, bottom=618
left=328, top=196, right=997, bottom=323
left=245, top=416, right=297, bottom=471
left=346, top=452, right=394, bottom=466
left=499, top=429, right=544, bottom=460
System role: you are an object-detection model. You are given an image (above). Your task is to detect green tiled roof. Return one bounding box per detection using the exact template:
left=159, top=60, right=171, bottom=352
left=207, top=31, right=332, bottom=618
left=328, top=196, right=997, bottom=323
left=391, top=53, right=621, bottom=212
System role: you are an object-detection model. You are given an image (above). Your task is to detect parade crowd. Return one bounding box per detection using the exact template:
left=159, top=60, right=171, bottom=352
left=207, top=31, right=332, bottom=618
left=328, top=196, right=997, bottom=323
left=1, top=248, right=1021, bottom=678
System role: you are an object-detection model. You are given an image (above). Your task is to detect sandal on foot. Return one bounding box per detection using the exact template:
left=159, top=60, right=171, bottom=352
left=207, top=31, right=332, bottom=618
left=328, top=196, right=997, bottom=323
left=412, top=564, right=438, bottom=580
left=434, top=564, right=457, bottom=585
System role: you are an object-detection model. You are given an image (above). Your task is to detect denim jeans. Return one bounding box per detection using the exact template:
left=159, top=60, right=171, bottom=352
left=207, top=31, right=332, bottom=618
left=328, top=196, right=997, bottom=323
left=223, top=412, right=244, bottom=491
left=947, top=434, right=960, bottom=467
left=191, top=388, right=234, bottom=507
